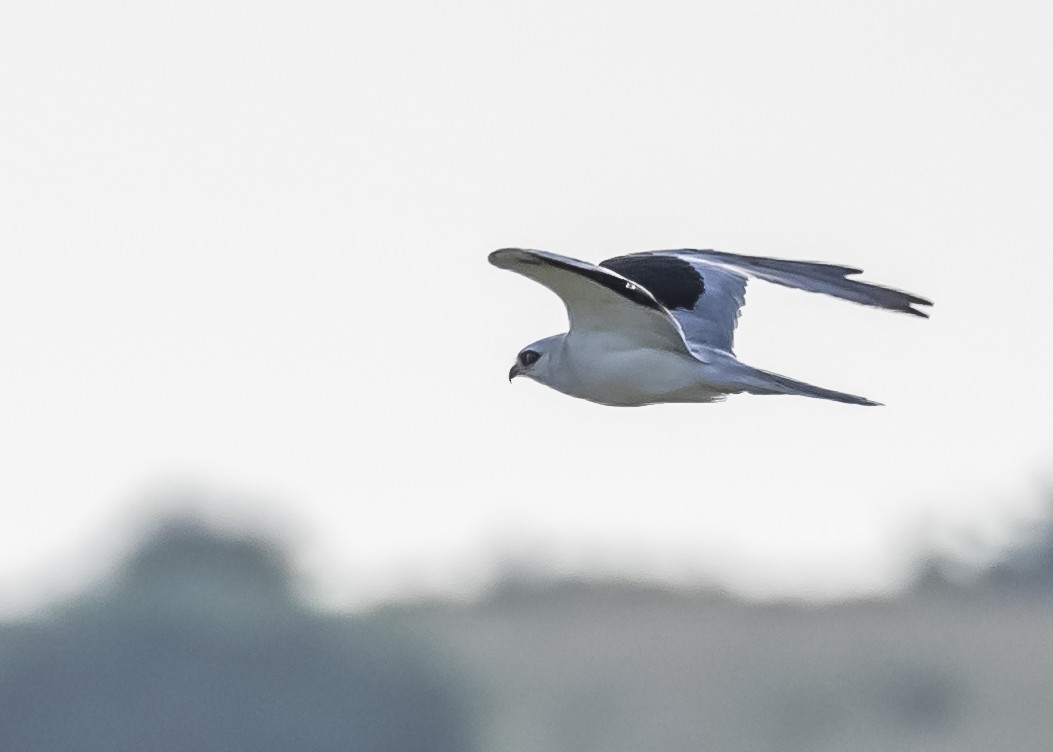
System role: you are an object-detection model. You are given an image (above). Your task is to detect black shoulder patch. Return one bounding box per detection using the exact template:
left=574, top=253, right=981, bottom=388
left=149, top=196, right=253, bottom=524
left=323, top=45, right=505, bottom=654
left=533, top=254, right=665, bottom=312
left=600, top=255, right=704, bottom=310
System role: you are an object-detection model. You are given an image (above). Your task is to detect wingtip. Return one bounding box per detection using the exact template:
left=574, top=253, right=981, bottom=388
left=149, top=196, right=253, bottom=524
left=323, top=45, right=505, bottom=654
left=905, top=298, right=934, bottom=318
left=488, top=248, right=511, bottom=264
left=489, top=248, right=543, bottom=269
left=488, top=248, right=518, bottom=268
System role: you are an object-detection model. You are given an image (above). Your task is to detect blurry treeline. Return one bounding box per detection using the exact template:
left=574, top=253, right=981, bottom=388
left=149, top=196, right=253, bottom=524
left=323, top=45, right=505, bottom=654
left=0, top=523, right=469, bottom=752
left=2, top=512, right=1053, bottom=752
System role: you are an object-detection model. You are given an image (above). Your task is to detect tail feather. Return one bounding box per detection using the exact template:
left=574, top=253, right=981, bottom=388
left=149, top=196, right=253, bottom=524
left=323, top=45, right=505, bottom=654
left=734, top=365, right=880, bottom=406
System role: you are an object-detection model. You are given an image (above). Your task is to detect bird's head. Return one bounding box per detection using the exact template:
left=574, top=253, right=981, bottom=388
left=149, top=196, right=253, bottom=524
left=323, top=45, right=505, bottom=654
left=507, top=335, right=561, bottom=384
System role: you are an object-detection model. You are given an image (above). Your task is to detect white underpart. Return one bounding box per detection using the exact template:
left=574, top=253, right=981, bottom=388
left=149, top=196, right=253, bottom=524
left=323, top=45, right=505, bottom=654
left=540, top=333, right=732, bottom=406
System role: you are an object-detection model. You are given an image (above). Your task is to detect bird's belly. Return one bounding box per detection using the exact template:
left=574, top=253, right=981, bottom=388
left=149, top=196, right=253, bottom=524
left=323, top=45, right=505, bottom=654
left=557, top=348, right=718, bottom=406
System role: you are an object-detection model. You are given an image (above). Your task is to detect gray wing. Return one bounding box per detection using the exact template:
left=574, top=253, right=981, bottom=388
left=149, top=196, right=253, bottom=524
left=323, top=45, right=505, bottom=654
left=674, top=249, right=932, bottom=316
left=602, top=249, right=933, bottom=354
left=600, top=253, right=746, bottom=354
left=489, top=248, right=690, bottom=353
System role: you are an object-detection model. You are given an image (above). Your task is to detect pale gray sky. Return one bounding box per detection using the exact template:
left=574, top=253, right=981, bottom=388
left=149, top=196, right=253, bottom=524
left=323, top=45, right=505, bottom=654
left=1, top=1, right=1051, bottom=616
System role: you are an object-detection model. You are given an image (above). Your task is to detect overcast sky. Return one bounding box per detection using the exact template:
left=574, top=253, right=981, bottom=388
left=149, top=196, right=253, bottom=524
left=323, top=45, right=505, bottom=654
left=1, top=1, right=1051, bottom=616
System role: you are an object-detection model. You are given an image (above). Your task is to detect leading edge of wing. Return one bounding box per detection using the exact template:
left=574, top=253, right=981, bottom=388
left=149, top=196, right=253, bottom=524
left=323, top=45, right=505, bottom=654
left=489, top=248, right=691, bottom=351
left=489, top=248, right=668, bottom=313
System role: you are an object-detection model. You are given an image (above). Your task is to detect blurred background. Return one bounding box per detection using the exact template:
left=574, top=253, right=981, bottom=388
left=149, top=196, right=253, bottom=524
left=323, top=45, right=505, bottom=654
left=3, top=515, right=1053, bottom=751
left=1, top=1, right=1051, bottom=749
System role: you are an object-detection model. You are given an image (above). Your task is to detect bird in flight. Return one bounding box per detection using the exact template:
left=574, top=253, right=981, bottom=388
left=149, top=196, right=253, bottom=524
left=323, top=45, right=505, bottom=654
left=490, top=248, right=931, bottom=407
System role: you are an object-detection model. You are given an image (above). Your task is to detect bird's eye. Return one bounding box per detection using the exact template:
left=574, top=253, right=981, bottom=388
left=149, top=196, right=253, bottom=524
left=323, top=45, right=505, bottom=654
left=518, top=350, right=541, bottom=367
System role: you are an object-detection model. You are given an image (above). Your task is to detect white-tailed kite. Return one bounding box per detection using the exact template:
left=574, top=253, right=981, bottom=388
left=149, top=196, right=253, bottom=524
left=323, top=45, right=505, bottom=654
left=490, top=248, right=931, bottom=407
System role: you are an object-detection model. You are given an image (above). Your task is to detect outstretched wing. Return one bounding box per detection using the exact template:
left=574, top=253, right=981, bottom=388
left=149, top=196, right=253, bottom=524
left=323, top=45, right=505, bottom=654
left=603, top=249, right=933, bottom=354
left=675, top=250, right=932, bottom=316
left=601, top=253, right=746, bottom=354
left=489, top=248, right=690, bottom=353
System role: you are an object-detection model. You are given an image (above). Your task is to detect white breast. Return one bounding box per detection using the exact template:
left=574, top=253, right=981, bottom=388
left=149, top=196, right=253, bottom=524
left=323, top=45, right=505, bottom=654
left=547, top=334, right=721, bottom=406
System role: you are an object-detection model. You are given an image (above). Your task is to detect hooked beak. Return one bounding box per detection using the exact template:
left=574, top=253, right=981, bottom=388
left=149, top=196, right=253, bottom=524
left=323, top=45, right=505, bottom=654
left=508, top=363, right=522, bottom=381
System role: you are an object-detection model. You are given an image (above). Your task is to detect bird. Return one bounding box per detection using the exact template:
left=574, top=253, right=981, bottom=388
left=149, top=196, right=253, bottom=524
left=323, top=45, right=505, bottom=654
left=489, top=247, right=931, bottom=407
